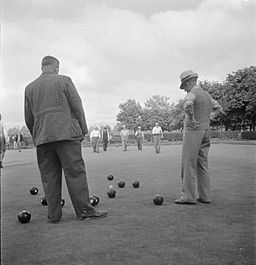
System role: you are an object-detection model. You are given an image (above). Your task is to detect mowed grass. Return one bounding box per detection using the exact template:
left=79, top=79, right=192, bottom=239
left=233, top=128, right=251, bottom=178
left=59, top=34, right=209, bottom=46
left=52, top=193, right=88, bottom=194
left=1, top=143, right=255, bottom=265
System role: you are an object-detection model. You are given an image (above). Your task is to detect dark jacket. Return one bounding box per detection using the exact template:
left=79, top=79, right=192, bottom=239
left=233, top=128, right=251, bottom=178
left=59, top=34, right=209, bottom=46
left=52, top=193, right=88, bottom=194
left=24, top=73, right=88, bottom=146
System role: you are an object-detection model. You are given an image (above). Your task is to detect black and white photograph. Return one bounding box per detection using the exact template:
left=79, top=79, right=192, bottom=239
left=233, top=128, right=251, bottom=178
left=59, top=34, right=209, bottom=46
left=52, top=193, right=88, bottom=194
left=1, top=0, right=255, bottom=264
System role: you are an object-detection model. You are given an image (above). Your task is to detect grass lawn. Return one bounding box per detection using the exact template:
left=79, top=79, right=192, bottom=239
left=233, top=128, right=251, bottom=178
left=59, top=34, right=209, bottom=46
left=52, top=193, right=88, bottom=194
left=1, top=143, right=255, bottom=265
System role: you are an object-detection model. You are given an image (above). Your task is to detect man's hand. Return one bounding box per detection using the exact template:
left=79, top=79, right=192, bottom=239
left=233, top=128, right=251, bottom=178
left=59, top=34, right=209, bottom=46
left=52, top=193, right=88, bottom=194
left=190, top=118, right=200, bottom=129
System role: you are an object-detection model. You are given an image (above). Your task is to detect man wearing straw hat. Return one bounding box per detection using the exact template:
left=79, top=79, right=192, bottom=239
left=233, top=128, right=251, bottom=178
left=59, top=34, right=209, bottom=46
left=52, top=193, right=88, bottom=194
left=175, top=70, right=223, bottom=205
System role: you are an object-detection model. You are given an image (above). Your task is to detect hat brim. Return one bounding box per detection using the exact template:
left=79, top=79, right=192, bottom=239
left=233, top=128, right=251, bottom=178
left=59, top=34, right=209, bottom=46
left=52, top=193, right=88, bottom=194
left=180, top=73, right=198, bottom=89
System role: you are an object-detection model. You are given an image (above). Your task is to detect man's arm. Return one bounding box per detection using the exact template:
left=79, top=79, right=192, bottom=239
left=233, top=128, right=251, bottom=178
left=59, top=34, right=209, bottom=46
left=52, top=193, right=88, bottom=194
left=64, top=77, right=88, bottom=135
left=183, top=92, right=196, bottom=120
left=24, top=90, right=34, bottom=136
left=183, top=92, right=200, bottom=128
left=210, top=98, right=225, bottom=120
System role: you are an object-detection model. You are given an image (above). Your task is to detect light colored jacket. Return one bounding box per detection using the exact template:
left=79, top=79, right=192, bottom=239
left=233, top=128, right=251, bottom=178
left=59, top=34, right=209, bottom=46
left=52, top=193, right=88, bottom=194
left=120, top=129, right=129, bottom=140
left=183, top=85, right=222, bottom=130
left=24, top=73, right=88, bottom=146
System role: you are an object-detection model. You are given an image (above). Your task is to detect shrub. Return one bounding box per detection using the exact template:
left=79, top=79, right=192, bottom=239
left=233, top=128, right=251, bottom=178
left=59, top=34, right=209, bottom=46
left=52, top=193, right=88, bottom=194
left=241, top=131, right=256, bottom=140
left=163, top=132, right=183, bottom=141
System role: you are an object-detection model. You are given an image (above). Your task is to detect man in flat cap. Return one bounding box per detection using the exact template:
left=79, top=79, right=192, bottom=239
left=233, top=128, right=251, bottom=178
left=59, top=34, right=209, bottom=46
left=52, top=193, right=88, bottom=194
left=24, top=56, right=107, bottom=223
left=102, top=126, right=111, bottom=151
left=175, top=70, right=223, bottom=205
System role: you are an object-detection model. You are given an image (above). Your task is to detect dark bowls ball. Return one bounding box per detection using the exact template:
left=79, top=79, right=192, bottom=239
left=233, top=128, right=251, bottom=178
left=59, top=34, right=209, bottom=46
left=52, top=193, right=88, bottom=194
left=132, top=181, right=140, bottom=188
left=153, top=195, right=164, bottom=205
left=18, top=210, right=31, bottom=224
left=92, top=196, right=99, bottom=205
left=30, top=187, right=39, bottom=195
left=90, top=196, right=97, bottom=206
left=61, top=198, right=65, bottom=207
left=40, top=196, right=48, bottom=206
left=107, top=189, right=116, bottom=198
left=118, top=181, right=125, bottom=188
left=107, top=175, right=114, bottom=181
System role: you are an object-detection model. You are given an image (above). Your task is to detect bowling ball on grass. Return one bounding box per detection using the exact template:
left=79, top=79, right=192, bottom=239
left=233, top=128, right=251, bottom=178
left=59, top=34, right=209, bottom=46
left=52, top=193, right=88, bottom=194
left=90, top=196, right=97, bottom=206
left=107, top=189, right=116, bottom=198
left=30, top=187, right=39, bottom=195
left=107, top=175, right=114, bottom=181
left=61, top=198, right=65, bottom=207
left=92, top=196, right=99, bottom=205
left=132, top=181, right=140, bottom=188
left=118, top=181, right=125, bottom=188
left=41, top=196, right=48, bottom=206
left=153, top=195, right=164, bottom=205
left=18, top=210, right=31, bottom=224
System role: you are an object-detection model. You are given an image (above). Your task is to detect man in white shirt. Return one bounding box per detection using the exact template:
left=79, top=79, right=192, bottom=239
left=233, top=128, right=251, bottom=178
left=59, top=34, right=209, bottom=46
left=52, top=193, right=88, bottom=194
left=120, top=125, right=129, bottom=151
left=90, top=127, right=101, bottom=153
left=152, top=122, right=163, bottom=154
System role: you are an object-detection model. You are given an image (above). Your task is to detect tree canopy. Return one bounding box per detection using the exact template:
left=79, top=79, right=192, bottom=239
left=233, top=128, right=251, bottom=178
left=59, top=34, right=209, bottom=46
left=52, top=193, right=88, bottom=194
left=116, top=66, right=256, bottom=132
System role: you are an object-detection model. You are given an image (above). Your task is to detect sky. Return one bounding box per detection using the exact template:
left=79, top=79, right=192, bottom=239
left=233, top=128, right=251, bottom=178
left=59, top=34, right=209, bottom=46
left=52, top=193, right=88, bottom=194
left=1, top=0, right=256, bottom=130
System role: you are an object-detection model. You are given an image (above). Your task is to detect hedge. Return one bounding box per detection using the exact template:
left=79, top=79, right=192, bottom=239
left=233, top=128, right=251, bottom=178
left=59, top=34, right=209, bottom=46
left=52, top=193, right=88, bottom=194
left=18, top=130, right=256, bottom=148
left=241, top=131, right=256, bottom=140
left=108, top=130, right=256, bottom=143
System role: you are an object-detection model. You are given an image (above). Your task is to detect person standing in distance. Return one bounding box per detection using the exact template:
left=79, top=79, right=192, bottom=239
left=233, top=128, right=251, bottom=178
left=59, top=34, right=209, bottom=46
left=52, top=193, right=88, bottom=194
left=175, top=70, right=223, bottom=205
left=0, top=113, right=6, bottom=169
left=120, top=125, right=129, bottom=151
left=135, top=126, right=144, bottom=151
left=152, top=122, right=163, bottom=154
left=24, top=56, right=107, bottom=223
left=102, top=126, right=111, bottom=151
left=90, top=126, right=101, bottom=153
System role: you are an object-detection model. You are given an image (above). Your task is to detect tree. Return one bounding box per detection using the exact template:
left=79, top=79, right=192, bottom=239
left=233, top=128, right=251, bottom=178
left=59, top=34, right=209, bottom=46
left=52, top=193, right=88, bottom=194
left=199, top=80, right=227, bottom=130
left=144, top=95, right=173, bottom=131
left=224, top=66, right=256, bottom=131
left=169, top=100, right=185, bottom=131
left=116, top=99, right=144, bottom=131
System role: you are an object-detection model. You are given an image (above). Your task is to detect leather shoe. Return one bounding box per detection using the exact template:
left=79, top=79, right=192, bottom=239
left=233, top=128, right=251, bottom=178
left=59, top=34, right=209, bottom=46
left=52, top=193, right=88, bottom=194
left=48, top=219, right=61, bottom=224
left=87, top=210, right=108, bottom=218
left=197, top=198, right=210, bottom=204
left=174, top=198, right=196, bottom=205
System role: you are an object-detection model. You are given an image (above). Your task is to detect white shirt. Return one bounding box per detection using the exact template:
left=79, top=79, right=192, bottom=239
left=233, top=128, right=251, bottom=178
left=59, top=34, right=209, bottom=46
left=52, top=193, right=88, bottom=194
left=120, top=129, right=129, bottom=140
left=90, top=129, right=101, bottom=138
left=152, top=126, right=162, bottom=135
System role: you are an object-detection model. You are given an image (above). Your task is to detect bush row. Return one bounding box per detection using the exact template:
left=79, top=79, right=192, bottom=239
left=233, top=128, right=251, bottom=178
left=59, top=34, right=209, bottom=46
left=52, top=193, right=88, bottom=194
left=14, top=130, right=256, bottom=148
left=108, top=131, right=256, bottom=143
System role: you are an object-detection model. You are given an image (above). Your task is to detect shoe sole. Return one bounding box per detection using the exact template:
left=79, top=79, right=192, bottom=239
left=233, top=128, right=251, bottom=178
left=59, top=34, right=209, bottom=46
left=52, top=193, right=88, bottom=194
left=87, top=213, right=108, bottom=218
left=174, top=201, right=196, bottom=205
left=47, top=220, right=61, bottom=224
left=197, top=199, right=210, bottom=204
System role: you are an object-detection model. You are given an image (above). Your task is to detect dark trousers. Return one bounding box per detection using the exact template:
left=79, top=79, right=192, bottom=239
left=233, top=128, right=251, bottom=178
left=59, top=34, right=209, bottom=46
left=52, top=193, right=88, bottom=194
left=102, top=140, right=108, bottom=151
left=36, top=140, right=93, bottom=221
left=136, top=138, right=143, bottom=150
left=103, top=140, right=108, bottom=151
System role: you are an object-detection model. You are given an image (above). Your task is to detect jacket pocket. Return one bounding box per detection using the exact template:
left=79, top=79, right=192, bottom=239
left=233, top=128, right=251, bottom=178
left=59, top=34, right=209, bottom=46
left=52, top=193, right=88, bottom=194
left=70, top=119, right=82, bottom=137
